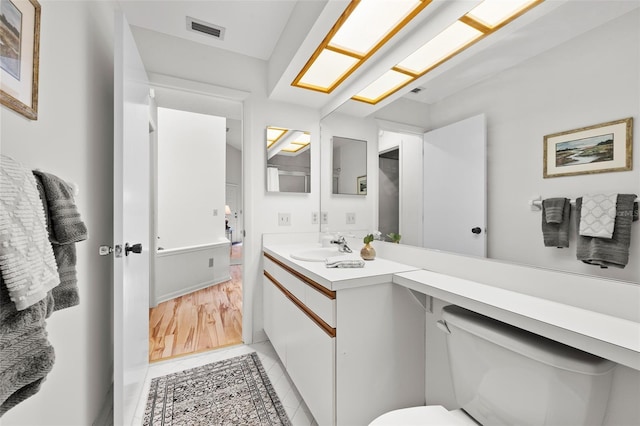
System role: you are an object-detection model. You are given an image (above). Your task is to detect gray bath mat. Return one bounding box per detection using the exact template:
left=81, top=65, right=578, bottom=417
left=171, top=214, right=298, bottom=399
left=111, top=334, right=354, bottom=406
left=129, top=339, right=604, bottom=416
left=143, top=352, right=290, bottom=425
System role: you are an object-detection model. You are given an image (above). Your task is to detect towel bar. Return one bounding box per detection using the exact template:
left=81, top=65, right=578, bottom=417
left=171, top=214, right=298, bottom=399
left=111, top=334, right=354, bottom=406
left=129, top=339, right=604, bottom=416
left=529, top=196, right=639, bottom=211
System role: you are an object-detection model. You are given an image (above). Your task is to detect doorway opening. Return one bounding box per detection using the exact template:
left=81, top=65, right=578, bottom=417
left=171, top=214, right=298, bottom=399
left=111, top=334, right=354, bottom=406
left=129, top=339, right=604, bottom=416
left=146, top=91, right=244, bottom=362
left=378, top=148, right=399, bottom=240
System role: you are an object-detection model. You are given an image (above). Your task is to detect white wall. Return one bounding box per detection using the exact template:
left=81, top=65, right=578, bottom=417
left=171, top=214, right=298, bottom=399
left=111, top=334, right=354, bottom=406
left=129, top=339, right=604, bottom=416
left=377, top=9, right=640, bottom=282
left=226, top=144, right=242, bottom=186
left=0, top=1, right=116, bottom=424
left=157, top=107, right=226, bottom=249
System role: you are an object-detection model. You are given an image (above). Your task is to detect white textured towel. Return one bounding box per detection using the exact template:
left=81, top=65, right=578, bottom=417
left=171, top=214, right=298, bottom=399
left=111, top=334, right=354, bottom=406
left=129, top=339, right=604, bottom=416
left=579, top=194, right=617, bottom=239
left=325, top=256, right=365, bottom=268
left=0, top=155, right=60, bottom=310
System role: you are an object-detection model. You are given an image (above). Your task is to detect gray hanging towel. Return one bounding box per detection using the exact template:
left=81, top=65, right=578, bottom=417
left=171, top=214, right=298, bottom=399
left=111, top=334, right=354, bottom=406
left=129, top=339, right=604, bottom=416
left=576, top=194, right=637, bottom=268
left=0, top=275, right=56, bottom=416
left=542, top=198, right=570, bottom=248
left=543, top=197, right=567, bottom=223
left=33, top=171, right=87, bottom=311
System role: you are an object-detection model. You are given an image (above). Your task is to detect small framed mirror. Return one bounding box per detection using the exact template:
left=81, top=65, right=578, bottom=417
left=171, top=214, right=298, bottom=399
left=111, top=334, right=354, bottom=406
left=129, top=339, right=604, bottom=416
left=332, top=136, right=367, bottom=195
left=266, top=126, right=311, bottom=193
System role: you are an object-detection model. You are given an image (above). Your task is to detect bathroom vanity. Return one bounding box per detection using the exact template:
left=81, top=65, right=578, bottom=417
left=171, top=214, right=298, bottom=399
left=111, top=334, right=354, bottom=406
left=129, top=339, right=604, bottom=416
left=264, top=234, right=640, bottom=425
left=262, top=244, right=425, bottom=425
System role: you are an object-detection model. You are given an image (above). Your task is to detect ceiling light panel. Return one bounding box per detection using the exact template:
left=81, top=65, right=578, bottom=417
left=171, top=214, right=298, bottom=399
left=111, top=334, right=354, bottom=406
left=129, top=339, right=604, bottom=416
left=466, top=0, right=540, bottom=28
left=266, top=127, right=287, bottom=148
left=292, top=0, right=431, bottom=93
left=352, top=0, right=544, bottom=105
left=397, top=21, right=483, bottom=74
left=353, top=69, right=414, bottom=103
left=297, top=49, right=360, bottom=91
left=330, top=0, right=423, bottom=55
left=282, top=142, right=309, bottom=153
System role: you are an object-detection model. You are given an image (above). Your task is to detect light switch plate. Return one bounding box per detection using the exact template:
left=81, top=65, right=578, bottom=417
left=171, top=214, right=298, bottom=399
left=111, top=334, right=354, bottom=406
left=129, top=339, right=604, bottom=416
left=321, top=211, right=328, bottom=224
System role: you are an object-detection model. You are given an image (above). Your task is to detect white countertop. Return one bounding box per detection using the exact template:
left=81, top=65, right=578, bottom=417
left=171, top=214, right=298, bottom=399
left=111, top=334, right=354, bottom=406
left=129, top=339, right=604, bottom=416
left=263, top=244, right=418, bottom=291
left=394, top=269, right=640, bottom=371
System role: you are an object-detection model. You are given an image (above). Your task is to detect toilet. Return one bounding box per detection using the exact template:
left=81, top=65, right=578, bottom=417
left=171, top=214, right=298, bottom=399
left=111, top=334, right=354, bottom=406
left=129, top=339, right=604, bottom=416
left=371, top=305, right=616, bottom=425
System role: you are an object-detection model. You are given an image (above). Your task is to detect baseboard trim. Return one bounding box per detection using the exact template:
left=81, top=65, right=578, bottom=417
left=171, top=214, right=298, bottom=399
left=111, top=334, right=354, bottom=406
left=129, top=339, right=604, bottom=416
left=154, top=276, right=231, bottom=305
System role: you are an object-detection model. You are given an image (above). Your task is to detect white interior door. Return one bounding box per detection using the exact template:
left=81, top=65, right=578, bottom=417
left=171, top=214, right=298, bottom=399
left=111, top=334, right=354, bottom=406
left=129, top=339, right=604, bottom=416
left=114, top=11, right=151, bottom=425
left=423, top=114, right=486, bottom=257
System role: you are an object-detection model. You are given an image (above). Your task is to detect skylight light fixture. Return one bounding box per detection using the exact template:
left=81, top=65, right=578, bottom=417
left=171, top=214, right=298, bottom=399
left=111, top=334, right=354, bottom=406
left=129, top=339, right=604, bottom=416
left=353, top=0, right=543, bottom=105
left=396, top=21, right=483, bottom=75
left=267, top=127, right=311, bottom=159
left=292, top=0, right=431, bottom=94
left=352, top=70, right=414, bottom=104
left=465, top=0, right=540, bottom=29
left=267, top=127, right=288, bottom=149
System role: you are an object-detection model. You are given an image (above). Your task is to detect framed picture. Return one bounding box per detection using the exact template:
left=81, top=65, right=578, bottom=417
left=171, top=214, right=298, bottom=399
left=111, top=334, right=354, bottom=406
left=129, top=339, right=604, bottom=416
left=1, top=0, right=40, bottom=120
left=543, top=117, right=633, bottom=178
left=357, top=175, right=367, bottom=195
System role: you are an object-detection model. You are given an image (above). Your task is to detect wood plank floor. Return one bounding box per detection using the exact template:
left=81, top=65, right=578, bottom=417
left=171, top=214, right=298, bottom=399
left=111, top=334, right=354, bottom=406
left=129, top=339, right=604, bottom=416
left=148, top=244, right=243, bottom=362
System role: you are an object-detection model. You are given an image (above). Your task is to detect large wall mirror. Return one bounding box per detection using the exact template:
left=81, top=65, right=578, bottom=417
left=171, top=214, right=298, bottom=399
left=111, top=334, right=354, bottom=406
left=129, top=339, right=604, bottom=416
left=332, top=136, right=367, bottom=195
left=266, top=126, right=311, bottom=193
left=319, top=4, right=639, bottom=283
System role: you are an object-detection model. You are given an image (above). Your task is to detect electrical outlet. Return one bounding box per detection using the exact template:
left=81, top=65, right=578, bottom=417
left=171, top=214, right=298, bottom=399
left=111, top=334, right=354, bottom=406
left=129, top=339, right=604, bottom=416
left=208, top=258, right=214, bottom=268
left=213, top=209, right=218, bottom=216
left=346, top=212, right=356, bottom=224
left=311, top=212, right=319, bottom=224
left=321, top=211, right=328, bottom=224
left=278, top=213, right=291, bottom=226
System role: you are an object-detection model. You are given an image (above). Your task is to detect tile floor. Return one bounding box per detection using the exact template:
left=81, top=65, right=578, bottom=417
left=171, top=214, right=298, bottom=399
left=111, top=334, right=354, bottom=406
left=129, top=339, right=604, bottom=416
left=132, top=340, right=318, bottom=426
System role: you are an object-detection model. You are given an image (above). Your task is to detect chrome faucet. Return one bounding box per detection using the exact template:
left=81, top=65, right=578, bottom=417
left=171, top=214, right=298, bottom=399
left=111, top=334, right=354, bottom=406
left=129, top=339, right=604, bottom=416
left=331, top=235, right=352, bottom=253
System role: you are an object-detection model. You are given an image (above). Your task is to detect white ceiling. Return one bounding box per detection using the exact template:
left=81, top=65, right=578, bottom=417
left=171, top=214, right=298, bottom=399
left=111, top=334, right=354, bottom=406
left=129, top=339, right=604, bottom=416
left=119, top=0, right=299, bottom=61
left=120, top=0, right=640, bottom=121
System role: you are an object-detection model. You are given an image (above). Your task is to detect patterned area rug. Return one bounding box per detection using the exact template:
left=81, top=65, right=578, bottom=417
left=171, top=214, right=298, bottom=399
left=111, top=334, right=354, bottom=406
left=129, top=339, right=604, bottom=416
left=143, top=352, right=291, bottom=425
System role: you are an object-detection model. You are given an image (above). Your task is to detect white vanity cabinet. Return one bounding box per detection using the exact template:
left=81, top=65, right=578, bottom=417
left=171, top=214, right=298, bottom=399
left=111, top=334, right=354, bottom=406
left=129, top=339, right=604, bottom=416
left=263, top=254, right=336, bottom=426
left=263, top=249, right=425, bottom=426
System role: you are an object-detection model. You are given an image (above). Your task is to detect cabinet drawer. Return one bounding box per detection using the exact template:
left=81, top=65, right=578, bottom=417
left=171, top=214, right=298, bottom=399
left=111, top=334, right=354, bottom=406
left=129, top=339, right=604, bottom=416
left=264, top=254, right=336, bottom=328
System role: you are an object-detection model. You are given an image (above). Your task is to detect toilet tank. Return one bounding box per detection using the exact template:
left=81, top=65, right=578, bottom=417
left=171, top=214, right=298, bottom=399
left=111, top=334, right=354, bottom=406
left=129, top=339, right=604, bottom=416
left=441, top=305, right=616, bottom=426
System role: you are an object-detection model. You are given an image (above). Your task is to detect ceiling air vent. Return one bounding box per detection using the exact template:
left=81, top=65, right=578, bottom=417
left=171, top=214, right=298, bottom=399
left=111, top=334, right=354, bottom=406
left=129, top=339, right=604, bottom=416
left=187, top=17, right=225, bottom=41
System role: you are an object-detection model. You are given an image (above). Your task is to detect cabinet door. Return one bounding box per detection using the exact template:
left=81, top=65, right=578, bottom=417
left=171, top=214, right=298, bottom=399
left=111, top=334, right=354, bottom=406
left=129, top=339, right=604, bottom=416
left=286, top=308, right=335, bottom=426
left=263, top=275, right=290, bottom=365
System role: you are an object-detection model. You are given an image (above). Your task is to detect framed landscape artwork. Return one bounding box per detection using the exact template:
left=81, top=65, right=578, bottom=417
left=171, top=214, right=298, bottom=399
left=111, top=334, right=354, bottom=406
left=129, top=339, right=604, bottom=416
left=0, top=0, right=40, bottom=120
left=543, top=117, right=633, bottom=178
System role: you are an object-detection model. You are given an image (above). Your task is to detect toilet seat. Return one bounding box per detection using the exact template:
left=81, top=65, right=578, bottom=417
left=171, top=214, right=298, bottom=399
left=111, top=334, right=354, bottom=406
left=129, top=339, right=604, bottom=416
left=369, top=405, right=476, bottom=426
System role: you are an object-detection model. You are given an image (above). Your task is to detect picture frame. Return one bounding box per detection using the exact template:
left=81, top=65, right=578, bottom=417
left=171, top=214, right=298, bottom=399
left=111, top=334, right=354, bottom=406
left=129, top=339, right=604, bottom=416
left=543, top=117, right=633, bottom=178
left=357, top=175, right=367, bottom=195
left=1, top=0, right=40, bottom=120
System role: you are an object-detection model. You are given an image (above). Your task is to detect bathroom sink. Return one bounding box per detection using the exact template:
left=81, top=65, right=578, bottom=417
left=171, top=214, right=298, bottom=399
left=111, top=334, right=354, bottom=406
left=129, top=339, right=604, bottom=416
left=290, top=248, right=347, bottom=262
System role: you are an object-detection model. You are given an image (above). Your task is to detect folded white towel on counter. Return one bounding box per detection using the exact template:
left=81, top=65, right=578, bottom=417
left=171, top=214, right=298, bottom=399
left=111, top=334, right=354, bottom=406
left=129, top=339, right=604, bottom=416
left=325, top=256, right=365, bottom=268
left=579, top=193, right=617, bottom=239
